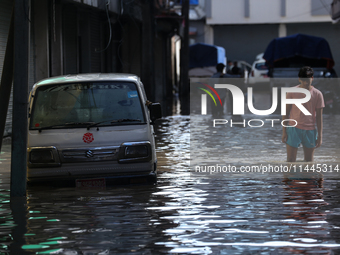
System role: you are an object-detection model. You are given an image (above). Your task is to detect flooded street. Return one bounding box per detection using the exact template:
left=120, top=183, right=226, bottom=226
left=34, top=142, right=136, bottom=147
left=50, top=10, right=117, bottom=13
left=1, top=113, right=340, bottom=254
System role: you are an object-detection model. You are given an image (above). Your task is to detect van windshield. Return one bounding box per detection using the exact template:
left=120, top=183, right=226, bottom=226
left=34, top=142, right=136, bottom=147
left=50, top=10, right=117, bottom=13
left=29, top=82, right=146, bottom=130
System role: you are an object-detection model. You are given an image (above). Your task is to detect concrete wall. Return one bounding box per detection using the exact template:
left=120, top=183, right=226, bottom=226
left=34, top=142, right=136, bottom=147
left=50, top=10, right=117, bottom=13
left=121, top=22, right=142, bottom=75
left=190, top=20, right=206, bottom=44
left=213, top=24, right=279, bottom=64
left=207, top=0, right=332, bottom=25
left=32, top=0, right=49, bottom=82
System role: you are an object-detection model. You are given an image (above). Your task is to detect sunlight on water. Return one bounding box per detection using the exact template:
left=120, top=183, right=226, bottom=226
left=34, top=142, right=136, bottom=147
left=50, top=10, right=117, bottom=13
left=191, top=113, right=340, bottom=168
left=0, top=115, right=340, bottom=254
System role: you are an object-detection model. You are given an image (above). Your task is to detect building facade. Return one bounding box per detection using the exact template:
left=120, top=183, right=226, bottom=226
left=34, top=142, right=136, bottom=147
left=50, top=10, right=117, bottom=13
left=190, top=0, right=340, bottom=75
left=0, top=0, right=180, bottom=137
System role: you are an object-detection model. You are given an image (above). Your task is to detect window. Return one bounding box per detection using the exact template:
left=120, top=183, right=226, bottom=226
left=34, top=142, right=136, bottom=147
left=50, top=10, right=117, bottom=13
left=255, top=62, right=268, bottom=70
left=311, top=0, right=332, bottom=16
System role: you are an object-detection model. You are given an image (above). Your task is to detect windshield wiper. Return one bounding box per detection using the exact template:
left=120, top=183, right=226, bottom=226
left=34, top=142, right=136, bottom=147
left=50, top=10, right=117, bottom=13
left=111, top=118, right=141, bottom=123
left=36, top=122, right=95, bottom=132
left=87, top=119, right=142, bottom=130
left=65, top=122, right=95, bottom=126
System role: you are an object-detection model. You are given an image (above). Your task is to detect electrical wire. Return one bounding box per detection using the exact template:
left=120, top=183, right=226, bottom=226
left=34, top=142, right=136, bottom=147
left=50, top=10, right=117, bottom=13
left=319, top=0, right=332, bottom=15
left=95, top=0, right=112, bottom=53
left=23, top=0, right=31, bottom=22
left=116, top=10, right=125, bottom=71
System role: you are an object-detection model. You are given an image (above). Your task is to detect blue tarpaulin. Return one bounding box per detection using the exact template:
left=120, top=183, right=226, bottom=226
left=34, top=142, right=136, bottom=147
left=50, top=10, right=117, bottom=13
left=179, top=0, right=199, bottom=5
left=263, top=34, right=334, bottom=69
left=189, top=43, right=225, bottom=69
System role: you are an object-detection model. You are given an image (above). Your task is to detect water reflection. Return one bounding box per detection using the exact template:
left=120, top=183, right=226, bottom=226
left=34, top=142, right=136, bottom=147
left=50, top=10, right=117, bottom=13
left=154, top=173, right=340, bottom=254
left=23, top=185, right=180, bottom=254
left=280, top=174, right=331, bottom=254
left=0, top=115, right=339, bottom=254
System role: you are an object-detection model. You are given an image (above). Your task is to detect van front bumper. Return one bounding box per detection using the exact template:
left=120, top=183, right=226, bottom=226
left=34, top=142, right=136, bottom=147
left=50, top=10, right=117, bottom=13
left=27, top=160, right=156, bottom=183
left=27, top=142, right=156, bottom=182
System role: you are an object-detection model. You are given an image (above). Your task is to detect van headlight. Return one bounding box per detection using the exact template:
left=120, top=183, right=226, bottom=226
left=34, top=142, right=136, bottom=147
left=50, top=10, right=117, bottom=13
left=28, top=147, right=61, bottom=167
left=118, top=142, right=152, bottom=163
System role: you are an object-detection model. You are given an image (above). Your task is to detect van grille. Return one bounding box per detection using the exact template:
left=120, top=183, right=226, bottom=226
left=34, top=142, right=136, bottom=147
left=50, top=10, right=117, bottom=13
left=60, top=147, right=119, bottom=163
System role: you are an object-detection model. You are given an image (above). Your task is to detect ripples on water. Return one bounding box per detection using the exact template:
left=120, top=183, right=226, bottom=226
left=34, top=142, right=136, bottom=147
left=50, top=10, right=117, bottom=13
left=191, top=114, right=340, bottom=166
left=0, top=115, right=340, bottom=254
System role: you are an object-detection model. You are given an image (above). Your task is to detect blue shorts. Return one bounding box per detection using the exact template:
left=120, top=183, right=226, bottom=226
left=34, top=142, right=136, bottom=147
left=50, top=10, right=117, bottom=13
left=286, top=127, right=317, bottom=148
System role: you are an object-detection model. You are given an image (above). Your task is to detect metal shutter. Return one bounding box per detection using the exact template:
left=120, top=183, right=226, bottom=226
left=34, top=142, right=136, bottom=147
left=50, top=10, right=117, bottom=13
left=90, top=11, right=102, bottom=72
left=0, top=0, right=13, bottom=136
left=63, top=5, right=78, bottom=74
left=0, top=1, right=35, bottom=137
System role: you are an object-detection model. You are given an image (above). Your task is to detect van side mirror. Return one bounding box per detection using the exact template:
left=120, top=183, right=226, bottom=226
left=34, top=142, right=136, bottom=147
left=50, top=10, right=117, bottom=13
left=149, top=103, right=162, bottom=124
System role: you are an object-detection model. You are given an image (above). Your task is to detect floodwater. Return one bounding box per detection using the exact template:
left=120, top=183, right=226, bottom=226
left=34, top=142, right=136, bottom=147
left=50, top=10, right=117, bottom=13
left=1, top=112, right=340, bottom=254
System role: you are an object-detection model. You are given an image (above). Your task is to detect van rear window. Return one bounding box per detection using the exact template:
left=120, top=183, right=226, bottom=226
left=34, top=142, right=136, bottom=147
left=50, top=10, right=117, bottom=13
left=255, top=62, right=268, bottom=70
left=30, top=82, right=145, bottom=130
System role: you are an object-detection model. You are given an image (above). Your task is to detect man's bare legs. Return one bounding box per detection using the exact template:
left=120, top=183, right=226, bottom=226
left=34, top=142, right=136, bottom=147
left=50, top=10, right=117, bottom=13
left=286, top=144, right=298, bottom=162
left=303, top=146, right=315, bottom=162
left=286, top=144, right=315, bottom=162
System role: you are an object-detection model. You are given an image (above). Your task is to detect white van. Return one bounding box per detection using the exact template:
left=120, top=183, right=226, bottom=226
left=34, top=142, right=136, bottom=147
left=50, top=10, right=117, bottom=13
left=248, top=53, right=270, bottom=85
left=27, top=73, right=161, bottom=186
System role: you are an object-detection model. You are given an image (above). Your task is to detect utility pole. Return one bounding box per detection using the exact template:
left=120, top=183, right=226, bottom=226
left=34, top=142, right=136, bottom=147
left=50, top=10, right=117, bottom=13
left=0, top=10, right=14, bottom=152
left=11, top=0, right=30, bottom=197
left=179, top=0, right=190, bottom=115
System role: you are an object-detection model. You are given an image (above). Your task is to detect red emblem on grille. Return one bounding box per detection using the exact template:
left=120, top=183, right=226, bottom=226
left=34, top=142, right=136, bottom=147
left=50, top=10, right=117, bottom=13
left=83, top=133, right=94, bottom=144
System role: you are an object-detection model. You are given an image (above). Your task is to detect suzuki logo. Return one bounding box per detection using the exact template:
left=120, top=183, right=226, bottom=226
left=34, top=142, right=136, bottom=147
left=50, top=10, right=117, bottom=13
left=86, top=150, right=94, bottom=158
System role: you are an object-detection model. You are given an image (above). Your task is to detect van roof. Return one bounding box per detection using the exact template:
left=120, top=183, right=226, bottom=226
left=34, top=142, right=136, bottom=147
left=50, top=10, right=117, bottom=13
left=34, top=73, right=140, bottom=88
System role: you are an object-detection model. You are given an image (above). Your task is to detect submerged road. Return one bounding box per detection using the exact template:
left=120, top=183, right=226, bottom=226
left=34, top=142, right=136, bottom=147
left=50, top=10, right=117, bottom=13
left=0, top=109, right=340, bottom=254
